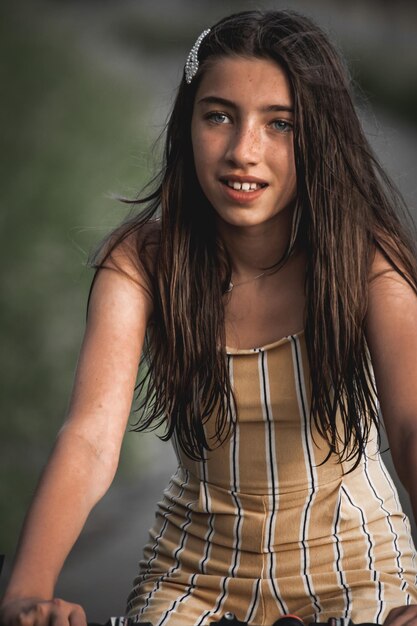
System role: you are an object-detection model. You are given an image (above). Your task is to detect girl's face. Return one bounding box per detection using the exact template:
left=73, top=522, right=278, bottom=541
left=191, top=56, right=296, bottom=230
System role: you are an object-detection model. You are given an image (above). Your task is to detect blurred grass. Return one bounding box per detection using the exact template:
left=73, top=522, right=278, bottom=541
left=0, top=5, right=153, bottom=554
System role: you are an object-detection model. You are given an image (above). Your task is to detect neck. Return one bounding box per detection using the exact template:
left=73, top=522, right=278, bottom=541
left=216, top=205, right=295, bottom=277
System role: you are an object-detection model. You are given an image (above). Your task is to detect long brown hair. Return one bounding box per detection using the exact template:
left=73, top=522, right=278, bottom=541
left=90, top=10, right=417, bottom=466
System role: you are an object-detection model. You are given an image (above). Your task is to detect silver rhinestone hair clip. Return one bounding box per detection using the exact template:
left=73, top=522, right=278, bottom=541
left=184, top=28, right=211, bottom=84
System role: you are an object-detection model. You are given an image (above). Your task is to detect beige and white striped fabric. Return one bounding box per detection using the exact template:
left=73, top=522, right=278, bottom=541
left=126, top=330, right=417, bottom=626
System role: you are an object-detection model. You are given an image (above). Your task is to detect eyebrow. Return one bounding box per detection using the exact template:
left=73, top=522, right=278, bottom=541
left=196, top=95, right=294, bottom=113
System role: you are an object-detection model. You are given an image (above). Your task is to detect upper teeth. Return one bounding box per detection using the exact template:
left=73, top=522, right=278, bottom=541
left=227, top=181, right=262, bottom=191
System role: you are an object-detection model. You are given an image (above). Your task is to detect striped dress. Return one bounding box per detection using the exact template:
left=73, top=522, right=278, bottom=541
left=126, top=330, right=417, bottom=626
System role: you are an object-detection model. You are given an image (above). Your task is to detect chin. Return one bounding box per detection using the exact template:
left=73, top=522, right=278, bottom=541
left=217, top=216, right=270, bottom=229
left=216, top=208, right=287, bottom=229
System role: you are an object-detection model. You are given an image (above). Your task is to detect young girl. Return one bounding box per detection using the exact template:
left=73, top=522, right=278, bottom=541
left=2, top=9, right=417, bottom=626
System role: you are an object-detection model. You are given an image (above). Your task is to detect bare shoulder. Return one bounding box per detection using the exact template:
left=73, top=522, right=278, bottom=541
left=366, top=246, right=417, bottom=336
left=368, top=246, right=409, bottom=284
left=45, top=221, right=164, bottom=474
left=64, top=224, right=161, bottom=439
left=93, top=218, right=161, bottom=315
left=367, top=245, right=417, bottom=308
left=365, top=243, right=417, bottom=366
left=102, top=218, right=161, bottom=279
left=365, top=246, right=417, bottom=459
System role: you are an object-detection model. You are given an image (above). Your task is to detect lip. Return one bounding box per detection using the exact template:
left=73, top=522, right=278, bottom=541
left=219, top=179, right=268, bottom=204
left=219, top=174, right=268, bottom=185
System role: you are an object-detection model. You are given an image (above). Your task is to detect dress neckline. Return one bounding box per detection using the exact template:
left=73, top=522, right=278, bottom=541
left=225, top=329, right=305, bottom=355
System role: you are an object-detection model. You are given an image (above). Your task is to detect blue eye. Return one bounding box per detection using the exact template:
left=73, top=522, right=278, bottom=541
left=272, top=119, right=293, bottom=133
left=206, top=112, right=230, bottom=124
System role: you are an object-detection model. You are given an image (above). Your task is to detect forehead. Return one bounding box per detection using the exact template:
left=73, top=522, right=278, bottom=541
left=195, top=56, right=293, bottom=109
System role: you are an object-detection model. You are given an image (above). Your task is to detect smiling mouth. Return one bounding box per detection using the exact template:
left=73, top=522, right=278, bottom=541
left=220, top=179, right=268, bottom=192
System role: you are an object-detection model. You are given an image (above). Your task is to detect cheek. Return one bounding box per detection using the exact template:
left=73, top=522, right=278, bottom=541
left=277, top=142, right=296, bottom=181
left=285, top=156, right=297, bottom=196
left=272, top=143, right=296, bottom=198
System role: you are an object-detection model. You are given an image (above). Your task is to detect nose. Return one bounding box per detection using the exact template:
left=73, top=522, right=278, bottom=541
left=225, top=123, right=261, bottom=168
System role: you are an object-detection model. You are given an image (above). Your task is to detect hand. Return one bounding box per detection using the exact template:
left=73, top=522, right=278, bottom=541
left=0, top=597, right=87, bottom=626
left=384, top=605, right=417, bottom=626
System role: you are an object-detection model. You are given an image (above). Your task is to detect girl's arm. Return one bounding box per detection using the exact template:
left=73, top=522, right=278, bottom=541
left=365, top=250, right=417, bottom=523
left=365, top=249, right=417, bottom=625
left=0, top=243, right=152, bottom=625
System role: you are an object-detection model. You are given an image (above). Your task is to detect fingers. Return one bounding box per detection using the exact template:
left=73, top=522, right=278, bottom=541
left=61, top=602, right=87, bottom=626
left=46, top=603, right=85, bottom=626
left=384, top=605, right=417, bottom=626
left=0, top=598, right=87, bottom=626
left=67, top=605, right=87, bottom=626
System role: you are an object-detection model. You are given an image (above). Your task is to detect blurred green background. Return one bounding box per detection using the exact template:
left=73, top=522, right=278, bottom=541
left=1, top=0, right=417, bottom=619
left=0, top=0, right=152, bottom=555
